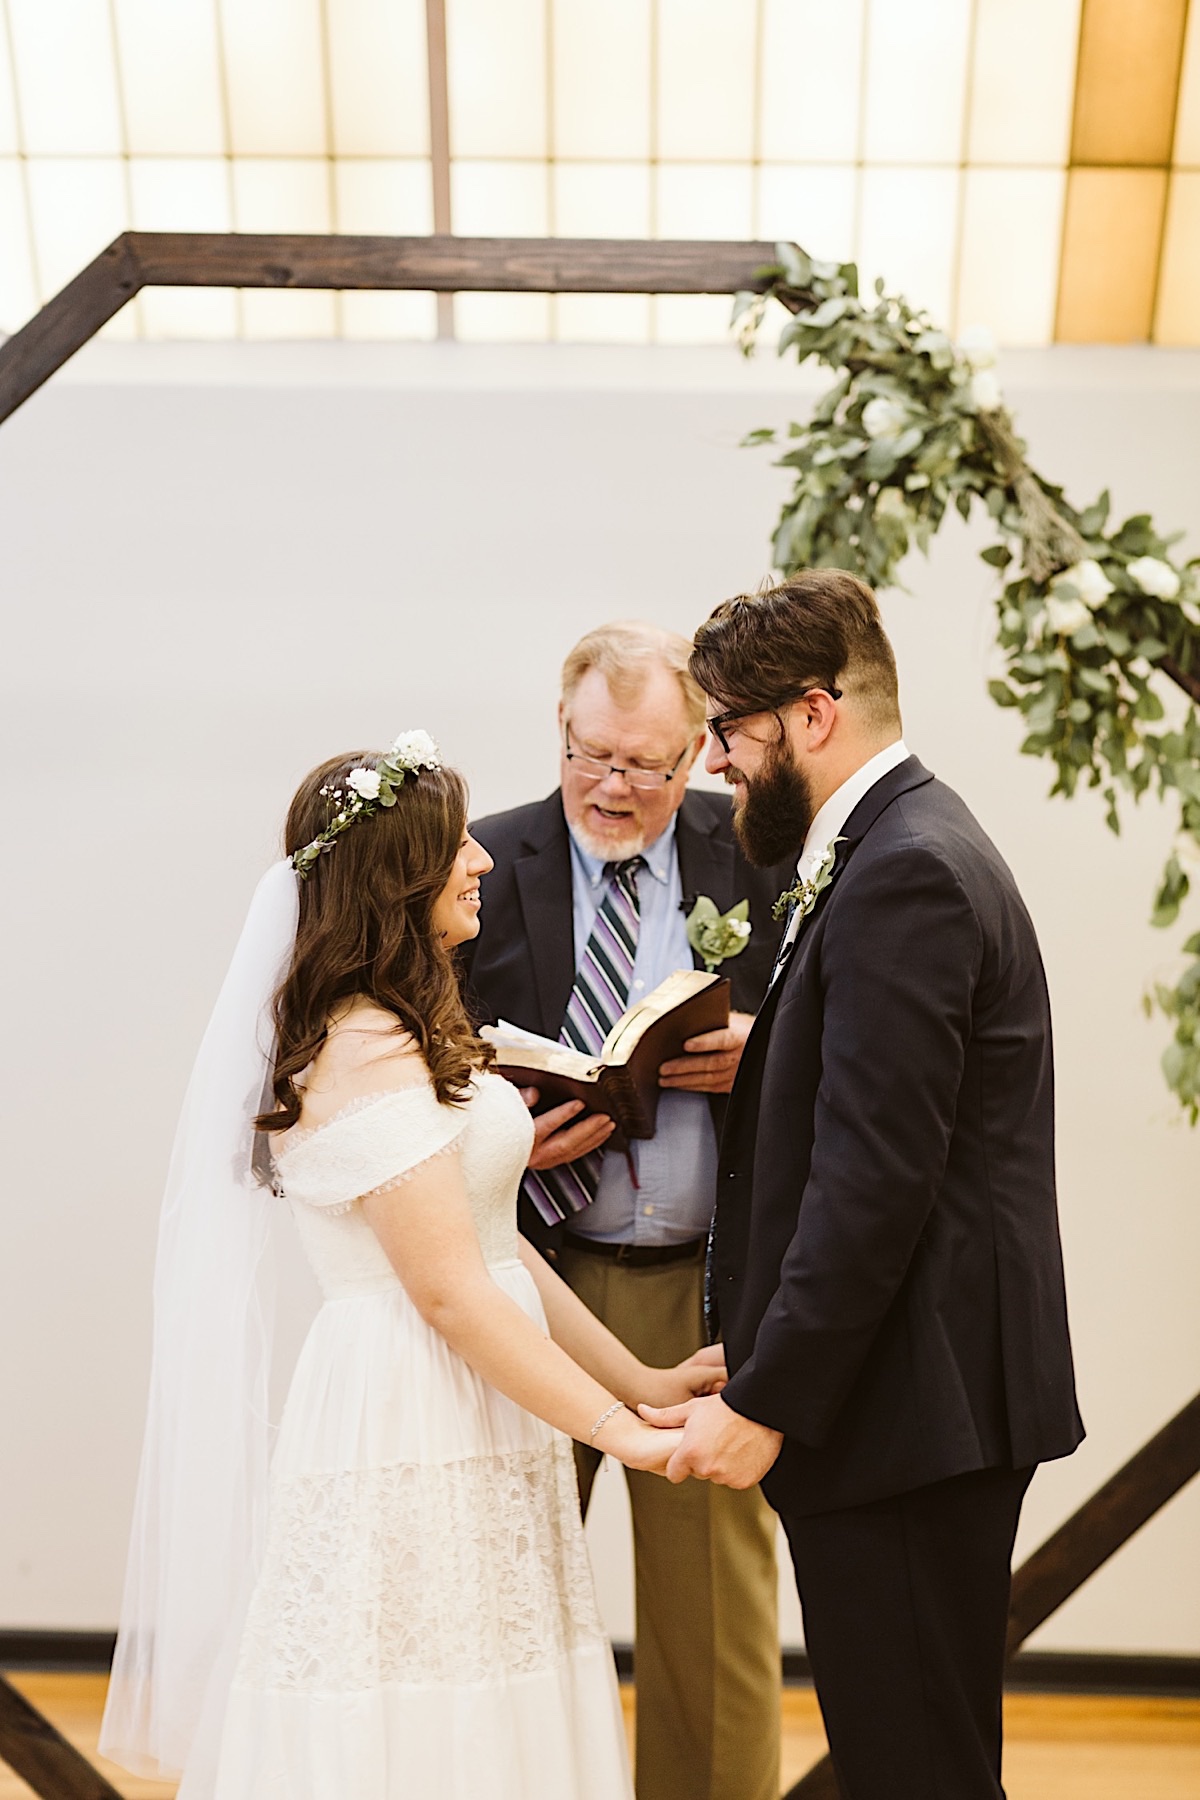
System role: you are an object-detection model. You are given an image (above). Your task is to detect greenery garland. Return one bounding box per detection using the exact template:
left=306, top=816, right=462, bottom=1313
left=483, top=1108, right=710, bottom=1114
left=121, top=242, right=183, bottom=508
left=734, top=243, right=1200, bottom=1118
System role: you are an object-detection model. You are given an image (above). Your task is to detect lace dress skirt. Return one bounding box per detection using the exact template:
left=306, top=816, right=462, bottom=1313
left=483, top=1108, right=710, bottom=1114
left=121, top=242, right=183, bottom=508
left=211, top=1257, right=630, bottom=1799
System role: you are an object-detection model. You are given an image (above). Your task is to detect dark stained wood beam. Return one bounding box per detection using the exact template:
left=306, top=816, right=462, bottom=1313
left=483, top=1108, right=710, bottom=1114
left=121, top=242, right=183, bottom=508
left=0, top=1674, right=124, bottom=1799
left=784, top=1389, right=1200, bottom=1799
left=126, top=231, right=778, bottom=294
left=0, top=231, right=779, bottom=426
left=0, top=235, right=142, bottom=424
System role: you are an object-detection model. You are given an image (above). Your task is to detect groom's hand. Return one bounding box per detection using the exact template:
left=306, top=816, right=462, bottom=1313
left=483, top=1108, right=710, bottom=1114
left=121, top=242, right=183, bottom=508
left=637, top=1394, right=783, bottom=1488
left=658, top=1010, right=754, bottom=1093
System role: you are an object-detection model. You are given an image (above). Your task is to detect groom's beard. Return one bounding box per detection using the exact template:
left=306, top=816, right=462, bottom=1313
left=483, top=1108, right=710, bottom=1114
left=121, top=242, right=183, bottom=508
left=731, top=740, right=816, bottom=868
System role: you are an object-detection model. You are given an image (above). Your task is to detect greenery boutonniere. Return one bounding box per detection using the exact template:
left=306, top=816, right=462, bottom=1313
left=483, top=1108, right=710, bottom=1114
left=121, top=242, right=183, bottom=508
left=771, top=838, right=845, bottom=924
left=684, top=895, right=753, bottom=973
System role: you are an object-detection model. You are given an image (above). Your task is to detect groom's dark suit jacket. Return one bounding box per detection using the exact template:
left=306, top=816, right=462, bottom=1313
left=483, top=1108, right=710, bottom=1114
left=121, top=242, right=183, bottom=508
left=460, top=787, right=789, bottom=1254
left=716, top=756, right=1085, bottom=1518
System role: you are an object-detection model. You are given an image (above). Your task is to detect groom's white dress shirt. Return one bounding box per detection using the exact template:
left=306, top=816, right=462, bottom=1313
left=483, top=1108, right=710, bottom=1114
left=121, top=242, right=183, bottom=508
left=776, top=738, right=910, bottom=966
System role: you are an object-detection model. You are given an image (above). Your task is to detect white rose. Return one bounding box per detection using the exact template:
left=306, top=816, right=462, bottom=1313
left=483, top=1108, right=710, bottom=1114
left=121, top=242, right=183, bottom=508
left=1054, top=558, right=1114, bottom=610
left=957, top=324, right=997, bottom=369
left=1174, top=830, right=1200, bottom=875
left=861, top=396, right=907, bottom=439
left=969, top=370, right=1002, bottom=412
left=390, top=728, right=442, bottom=770
left=1045, top=594, right=1090, bottom=637
left=346, top=767, right=382, bottom=801
left=1127, top=555, right=1181, bottom=601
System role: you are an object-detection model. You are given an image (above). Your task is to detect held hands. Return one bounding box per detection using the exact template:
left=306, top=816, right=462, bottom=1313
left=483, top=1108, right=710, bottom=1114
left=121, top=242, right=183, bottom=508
left=520, top=1089, right=615, bottom=1170
left=637, top=1343, right=727, bottom=1410
left=657, top=1009, right=755, bottom=1094
left=637, top=1394, right=783, bottom=1489
left=593, top=1407, right=684, bottom=1476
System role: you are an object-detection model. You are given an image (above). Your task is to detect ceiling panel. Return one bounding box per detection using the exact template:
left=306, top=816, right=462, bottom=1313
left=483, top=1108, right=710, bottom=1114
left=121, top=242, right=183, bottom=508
left=233, top=156, right=336, bottom=336
left=7, top=0, right=123, bottom=156
left=0, top=157, right=36, bottom=333
left=326, top=0, right=429, bottom=157
left=129, top=155, right=238, bottom=337
left=553, top=162, right=652, bottom=237
left=334, top=158, right=433, bottom=233
left=858, top=165, right=961, bottom=325
left=656, top=162, right=754, bottom=238
left=1155, top=172, right=1200, bottom=343
left=862, top=0, right=972, bottom=164
left=552, top=0, right=650, bottom=160
left=219, top=0, right=328, bottom=157
left=756, top=164, right=857, bottom=262
left=26, top=155, right=129, bottom=291
left=657, top=0, right=757, bottom=162
left=1174, top=0, right=1200, bottom=166
left=759, top=0, right=864, bottom=164
left=967, top=0, right=1081, bottom=166
left=1056, top=167, right=1169, bottom=341
left=555, top=292, right=651, bottom=342
left=451, top=159, right=549, bottom=234
left=112, top=0, right=226, bottom=155
left=0, top=13, right=20, bottom=154
left=1071, top=0, right=1189, bottom=167
left=447, top=0, right=547, bottom=159
left=957, top=168, right=1066, bottom=344
left=456, top=291, right=552, bottom=340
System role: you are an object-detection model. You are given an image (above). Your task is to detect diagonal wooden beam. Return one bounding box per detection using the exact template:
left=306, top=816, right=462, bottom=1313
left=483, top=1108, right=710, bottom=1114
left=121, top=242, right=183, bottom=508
left=0, top=235, right=142, bottom=424
left=0, top=231, right=779, bottom=427
left=0, top=1674, right=124, bottom=1800
left=784, top=1389, right=1200, bottom=1798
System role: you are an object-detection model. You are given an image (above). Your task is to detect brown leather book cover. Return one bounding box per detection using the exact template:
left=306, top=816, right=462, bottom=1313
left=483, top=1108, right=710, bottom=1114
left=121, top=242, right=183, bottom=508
left=482, top=970, right=731, bottom=1139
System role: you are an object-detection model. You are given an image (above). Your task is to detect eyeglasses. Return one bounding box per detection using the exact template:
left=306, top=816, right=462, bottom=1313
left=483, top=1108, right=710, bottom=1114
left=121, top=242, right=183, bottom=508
left=564, top=724, right=691, bottom=790
left=705, top=687, right=843, bottom=754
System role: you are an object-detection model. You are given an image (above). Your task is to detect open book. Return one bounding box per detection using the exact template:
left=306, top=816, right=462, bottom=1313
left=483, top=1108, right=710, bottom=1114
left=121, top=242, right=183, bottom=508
left=480, top=969, right=730, bottom=1141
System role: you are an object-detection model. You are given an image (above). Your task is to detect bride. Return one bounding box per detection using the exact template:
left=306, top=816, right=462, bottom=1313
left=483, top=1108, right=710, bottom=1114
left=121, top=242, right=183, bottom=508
left=100, top=730, right=725, bottom=1799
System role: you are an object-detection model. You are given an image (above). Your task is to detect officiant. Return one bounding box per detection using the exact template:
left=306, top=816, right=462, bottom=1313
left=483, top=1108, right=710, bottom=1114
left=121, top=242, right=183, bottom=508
left=461, top=621, right=788, bottom=1800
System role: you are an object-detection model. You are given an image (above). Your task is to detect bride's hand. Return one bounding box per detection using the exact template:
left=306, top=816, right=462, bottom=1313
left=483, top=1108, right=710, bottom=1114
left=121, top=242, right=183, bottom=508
left=594, top=1409, right=685, bottom=1476
left=637, top=1344, right=728, bottom=1410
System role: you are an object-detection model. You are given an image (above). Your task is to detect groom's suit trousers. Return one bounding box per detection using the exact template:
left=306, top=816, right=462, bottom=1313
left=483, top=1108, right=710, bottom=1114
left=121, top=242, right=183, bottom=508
left=780, top=1465, right=1033, bottom=1800
left=561, top=1240, right=781, bottom=1800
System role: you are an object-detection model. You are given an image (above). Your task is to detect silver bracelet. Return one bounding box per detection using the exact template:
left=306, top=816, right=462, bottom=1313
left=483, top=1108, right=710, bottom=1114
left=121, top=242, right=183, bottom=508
left=590, top=1401, right=624, bottom=1442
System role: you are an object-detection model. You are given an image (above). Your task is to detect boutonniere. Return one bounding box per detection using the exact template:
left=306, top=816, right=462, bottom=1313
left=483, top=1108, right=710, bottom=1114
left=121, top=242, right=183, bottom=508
left=684, top=895, right=753, bottom=973
left=771, top=838, right=845, bottom=924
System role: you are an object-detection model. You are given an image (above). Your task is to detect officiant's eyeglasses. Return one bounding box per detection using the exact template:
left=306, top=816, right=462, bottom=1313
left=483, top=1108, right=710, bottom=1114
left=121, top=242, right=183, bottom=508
left=564, top=725, right=690, bottom=790
left=705, top=687, right=842, bottom=754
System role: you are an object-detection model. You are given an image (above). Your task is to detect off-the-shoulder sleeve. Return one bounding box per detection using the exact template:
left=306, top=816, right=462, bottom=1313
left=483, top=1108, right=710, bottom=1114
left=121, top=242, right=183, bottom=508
left=273, top=1086, right=468, bottom=1212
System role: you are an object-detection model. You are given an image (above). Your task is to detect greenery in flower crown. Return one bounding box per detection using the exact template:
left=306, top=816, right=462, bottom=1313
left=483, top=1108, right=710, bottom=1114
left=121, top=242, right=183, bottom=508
left=733, top=243, right=1200, bottom=1118
left=291, top=730, right=443, bottom=878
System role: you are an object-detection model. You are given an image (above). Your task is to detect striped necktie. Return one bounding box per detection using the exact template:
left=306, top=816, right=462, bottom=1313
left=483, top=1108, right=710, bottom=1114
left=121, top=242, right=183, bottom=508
left=523, top=856, right=644, bottom=1226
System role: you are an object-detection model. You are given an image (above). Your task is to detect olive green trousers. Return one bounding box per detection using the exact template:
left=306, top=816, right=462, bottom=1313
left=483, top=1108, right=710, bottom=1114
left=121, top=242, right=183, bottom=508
left=559, top=1240, right=781, bottom=1800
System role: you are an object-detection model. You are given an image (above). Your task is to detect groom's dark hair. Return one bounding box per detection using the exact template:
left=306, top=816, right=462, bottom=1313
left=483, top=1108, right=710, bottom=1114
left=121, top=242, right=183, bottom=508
left=689, top=571, right=901, bottom=735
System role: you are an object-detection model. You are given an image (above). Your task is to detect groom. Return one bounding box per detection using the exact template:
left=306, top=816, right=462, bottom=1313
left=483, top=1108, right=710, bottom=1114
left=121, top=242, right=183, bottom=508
left=645, top=573, right=1084, bottom=1800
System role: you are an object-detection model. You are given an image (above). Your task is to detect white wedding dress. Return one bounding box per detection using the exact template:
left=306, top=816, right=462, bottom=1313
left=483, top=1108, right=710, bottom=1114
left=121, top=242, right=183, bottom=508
left=209, top=1068, right=632, bottom=1800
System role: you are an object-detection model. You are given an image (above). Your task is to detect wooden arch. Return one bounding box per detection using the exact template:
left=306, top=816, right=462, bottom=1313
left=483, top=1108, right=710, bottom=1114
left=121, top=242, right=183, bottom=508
left=0, top=235, right=1196, bottom=1800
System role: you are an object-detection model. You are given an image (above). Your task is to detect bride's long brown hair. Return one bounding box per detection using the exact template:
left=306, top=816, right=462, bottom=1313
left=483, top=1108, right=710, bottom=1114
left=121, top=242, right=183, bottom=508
left=256, top=750, right=491, bottom=1134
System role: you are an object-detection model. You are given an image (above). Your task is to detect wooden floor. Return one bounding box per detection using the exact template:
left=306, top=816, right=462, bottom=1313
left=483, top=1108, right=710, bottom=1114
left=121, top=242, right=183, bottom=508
left=2, top=1672, right=1199, bottom=1798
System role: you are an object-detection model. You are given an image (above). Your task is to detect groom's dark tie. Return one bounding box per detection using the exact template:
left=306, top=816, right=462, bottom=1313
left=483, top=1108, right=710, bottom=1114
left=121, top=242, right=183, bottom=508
left=523, top=857, right=644, bottom=1226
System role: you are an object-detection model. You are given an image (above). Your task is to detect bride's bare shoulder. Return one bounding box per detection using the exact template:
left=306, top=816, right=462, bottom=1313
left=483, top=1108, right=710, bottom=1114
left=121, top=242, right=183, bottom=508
left=297, top=1004, right=429, bottom=1128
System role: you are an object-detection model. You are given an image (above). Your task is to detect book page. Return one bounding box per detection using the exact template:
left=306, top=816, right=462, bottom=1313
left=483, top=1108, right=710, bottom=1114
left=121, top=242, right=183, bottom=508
left=600, top=969, right=720, bottom=1062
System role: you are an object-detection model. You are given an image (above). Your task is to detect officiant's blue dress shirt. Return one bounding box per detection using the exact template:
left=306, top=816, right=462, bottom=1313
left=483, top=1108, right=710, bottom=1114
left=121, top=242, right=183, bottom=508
left=565, top=818, right=719, bottom=1247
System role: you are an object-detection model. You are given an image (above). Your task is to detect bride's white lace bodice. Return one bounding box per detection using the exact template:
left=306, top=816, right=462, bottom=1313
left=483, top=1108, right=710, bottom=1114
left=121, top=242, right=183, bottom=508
left=272, top=1071, right=536, bottom=1299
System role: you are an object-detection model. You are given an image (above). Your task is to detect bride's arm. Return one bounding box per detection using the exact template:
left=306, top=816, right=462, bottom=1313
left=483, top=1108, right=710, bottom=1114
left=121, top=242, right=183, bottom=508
left=517, top=1238, right=726, bottom=1409
left=361, top=1155, right=680, bottom=1471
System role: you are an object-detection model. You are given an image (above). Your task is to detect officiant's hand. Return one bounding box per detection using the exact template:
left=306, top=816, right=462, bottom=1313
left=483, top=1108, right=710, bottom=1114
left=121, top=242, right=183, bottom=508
left=657, top=1009, right=755, bottom=1094
left=636, top=1393, right=783, bottom=1488
left=520, top=1090, right=616, bottom=1170
left=639, top=1343, right=727, bottom=1410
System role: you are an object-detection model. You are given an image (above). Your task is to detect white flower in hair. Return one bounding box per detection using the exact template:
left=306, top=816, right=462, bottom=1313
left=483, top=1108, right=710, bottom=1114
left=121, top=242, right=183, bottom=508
left=346, top=767, right=382, bottom=801
left=390, top=729, right=442, bottom=772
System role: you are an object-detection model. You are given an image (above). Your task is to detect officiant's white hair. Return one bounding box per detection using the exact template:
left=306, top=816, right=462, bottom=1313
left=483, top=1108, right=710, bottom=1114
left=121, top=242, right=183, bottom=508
left=561, top=619, right=705, bottom=730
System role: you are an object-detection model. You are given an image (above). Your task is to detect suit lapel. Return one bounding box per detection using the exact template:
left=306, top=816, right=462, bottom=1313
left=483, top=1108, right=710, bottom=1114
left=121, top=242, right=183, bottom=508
left=676, top=793, right=736, bottom=970
left=513, top=793, right=577, bottom=1036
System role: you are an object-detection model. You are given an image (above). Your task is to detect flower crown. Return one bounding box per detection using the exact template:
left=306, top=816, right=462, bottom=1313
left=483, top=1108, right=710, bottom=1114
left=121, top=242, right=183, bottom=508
left=291, top=729, right=443, bottom=878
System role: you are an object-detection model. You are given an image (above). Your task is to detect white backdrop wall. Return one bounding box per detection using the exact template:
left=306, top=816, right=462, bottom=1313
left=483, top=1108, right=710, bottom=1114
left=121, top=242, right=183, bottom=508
left=1, top=339, right=1198, bottom=1657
